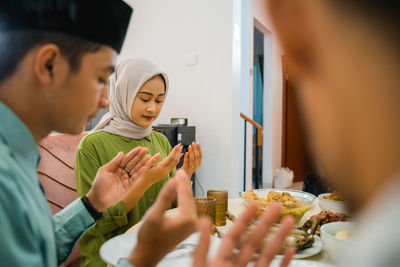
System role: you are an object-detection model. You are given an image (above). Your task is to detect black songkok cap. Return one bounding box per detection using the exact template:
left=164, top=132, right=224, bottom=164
left=0, top=0, right=133, bottom=53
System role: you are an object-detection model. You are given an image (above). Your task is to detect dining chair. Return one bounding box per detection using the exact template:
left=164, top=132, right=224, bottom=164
left=38, top=132, right=88, bottom=267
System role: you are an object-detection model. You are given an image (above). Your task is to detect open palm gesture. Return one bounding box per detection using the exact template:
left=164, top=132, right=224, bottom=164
left=182, top=142, right=203, bottom=177
left=86, top=146, right=156, bottom=211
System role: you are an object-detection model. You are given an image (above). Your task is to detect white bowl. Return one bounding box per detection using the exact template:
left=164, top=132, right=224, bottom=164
left=320, top=221, right=354, bottom=261
left=318, top=193, right=347, bottom=214
left=240, top=189, right=317, bottom=223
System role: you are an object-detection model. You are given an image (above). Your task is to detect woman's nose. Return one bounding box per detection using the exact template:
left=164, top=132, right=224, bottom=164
left=99, top=86, right=110, bottom=108
left=100, top=96, right=110, bottom=108
left=146, top=102, right=156, bottom=113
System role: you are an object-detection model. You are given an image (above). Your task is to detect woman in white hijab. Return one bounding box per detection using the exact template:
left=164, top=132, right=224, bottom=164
left=75, top=58, right=203, bottom=267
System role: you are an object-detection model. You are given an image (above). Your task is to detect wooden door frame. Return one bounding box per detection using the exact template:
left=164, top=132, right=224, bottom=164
left=280, top=55, right=313, bottom=182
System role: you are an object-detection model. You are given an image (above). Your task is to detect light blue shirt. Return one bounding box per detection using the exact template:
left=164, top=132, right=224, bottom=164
left=0, top=102, right=132, bottom=267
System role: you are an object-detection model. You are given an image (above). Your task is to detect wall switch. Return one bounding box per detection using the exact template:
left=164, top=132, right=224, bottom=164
left=185, top=53, right=199, bottom=66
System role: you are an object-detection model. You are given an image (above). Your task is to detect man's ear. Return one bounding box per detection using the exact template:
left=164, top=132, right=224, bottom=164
left=33, top=44, right=62, bottom=86
left=267, top=0, right=316, bottom=78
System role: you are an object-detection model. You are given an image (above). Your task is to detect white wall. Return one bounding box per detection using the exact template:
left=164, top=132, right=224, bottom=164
left=118, top=0, right=283, bottom=194
left=119, top=0, right=243, bottom=197
left=239, top=0, right=252, bottom=191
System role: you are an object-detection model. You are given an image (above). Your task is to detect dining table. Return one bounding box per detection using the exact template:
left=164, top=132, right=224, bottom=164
left=105, top=196, right=337, bottom=267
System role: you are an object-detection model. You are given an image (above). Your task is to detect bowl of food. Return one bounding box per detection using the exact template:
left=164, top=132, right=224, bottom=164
left=320, top=221, right=354, bottom=261
left=318, top=191, right=347, bottom=214
left=240, top=189, right=317, bottom=223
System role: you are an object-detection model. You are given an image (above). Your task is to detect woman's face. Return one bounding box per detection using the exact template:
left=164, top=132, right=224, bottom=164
left=130, top=75, right=166, bottom=128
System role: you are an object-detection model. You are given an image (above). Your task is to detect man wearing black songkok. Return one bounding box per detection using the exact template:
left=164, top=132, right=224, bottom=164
left=0, top=1, right=295, bottom=267
left=0, top=1, right=202, bottom=267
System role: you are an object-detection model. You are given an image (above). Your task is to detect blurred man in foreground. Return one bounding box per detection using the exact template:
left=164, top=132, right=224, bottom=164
left=268, top=1, right=400, bottom=266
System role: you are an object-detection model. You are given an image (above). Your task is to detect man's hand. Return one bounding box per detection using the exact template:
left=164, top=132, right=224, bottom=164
left=86, top=146, right=155, bottom=212
left=182, top=142, right=203, bottom=177
left=128, top=170, right=198, bottom=267
left=193, top=203, right=296, bottom=267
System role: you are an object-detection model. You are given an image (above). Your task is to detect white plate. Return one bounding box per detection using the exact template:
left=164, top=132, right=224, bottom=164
left=218, top=228, right=323, bottom=260
left=268, top=259, right=336, bottom=267
left=100, top=231, right=222, bottom=267
left=276, top=235, right=323, bottom=259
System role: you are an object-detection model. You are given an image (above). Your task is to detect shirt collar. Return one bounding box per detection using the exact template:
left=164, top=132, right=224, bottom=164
left=0, top=102, right=40, bottom=170
left=118, top=134, right=151, bottom=143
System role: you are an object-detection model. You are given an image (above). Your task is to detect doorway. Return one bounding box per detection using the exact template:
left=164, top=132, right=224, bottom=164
left=252, top=26, right=264, bottom=188
left=250, top=20, right=273, bottom=188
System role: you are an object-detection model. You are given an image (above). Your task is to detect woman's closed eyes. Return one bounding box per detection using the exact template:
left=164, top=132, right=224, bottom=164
left=140, top=98, right=164, bottom=104
left=98, top=77, right=108, bottom=89
left=139, top=94, right=165, bottom=104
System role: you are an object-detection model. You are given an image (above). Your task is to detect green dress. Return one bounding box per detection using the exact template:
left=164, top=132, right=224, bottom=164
left=75, top=130, right=175, bottom=267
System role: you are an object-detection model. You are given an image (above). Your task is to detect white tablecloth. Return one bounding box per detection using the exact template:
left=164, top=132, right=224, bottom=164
left=120, top=198, right=336, bottom=266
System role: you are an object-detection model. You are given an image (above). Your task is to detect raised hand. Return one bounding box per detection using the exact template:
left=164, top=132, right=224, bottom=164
left=119, top=144, right=182, bottom=213
left=182, top=142, right=203, bottom=177
left=140, top=144, right=182, bottom=187
left=193, top=203, right=296, bottom=267
left=85, top=146, right=151, bottom=212
left=128, top=170, right=198, bottom=267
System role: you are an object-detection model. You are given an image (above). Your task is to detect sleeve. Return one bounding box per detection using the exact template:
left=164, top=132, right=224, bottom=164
left=0, top=177, right=46, bottom=266
left=159, top=133, right=176, bottom=178
left=75, top=139, right=130, bottom=236
left=52, top=199, right=95, bottom=264
left=74, top=140, right=101, bottom=197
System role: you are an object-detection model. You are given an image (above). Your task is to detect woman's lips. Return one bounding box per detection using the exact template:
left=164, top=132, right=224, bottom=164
left=142, top=115, right=154, bottom=121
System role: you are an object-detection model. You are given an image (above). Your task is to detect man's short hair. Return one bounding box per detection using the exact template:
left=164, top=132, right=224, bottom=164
left=0, top=31, right=103, bottom=83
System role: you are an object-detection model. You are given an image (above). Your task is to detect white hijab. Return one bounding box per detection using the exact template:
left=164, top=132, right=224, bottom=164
left=93, top=58, right=169, bottom=139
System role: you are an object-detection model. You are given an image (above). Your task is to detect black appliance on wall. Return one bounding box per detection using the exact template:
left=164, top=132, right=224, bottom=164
left=153, top=125, right=196, bottom=194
